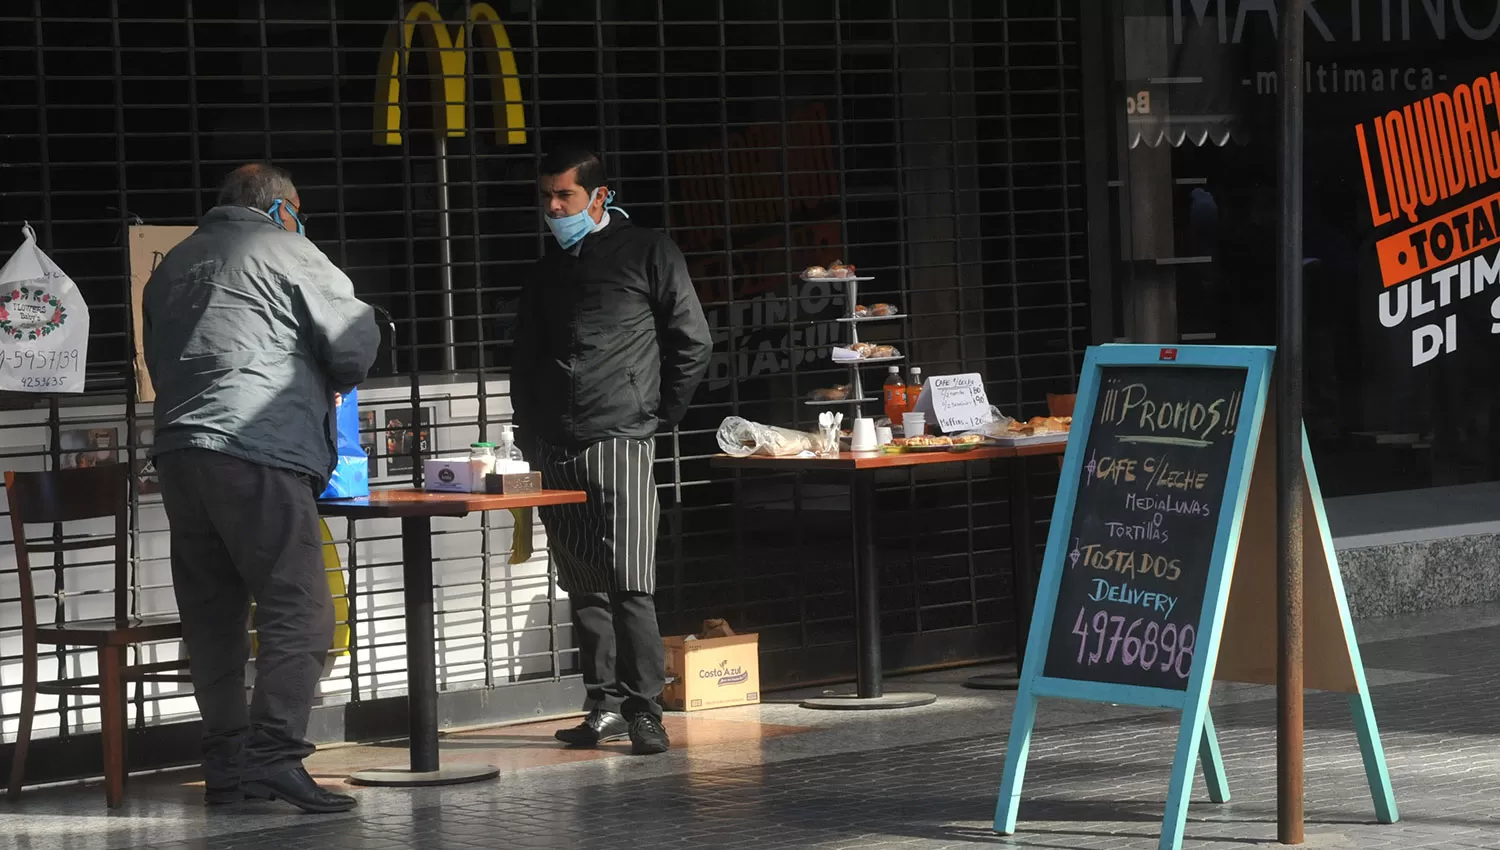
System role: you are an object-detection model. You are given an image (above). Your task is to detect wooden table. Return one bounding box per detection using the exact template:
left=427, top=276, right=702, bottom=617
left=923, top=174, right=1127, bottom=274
left=713, top=443, right=1065, bottom=709
left=318, top=488, right=586, bottom=787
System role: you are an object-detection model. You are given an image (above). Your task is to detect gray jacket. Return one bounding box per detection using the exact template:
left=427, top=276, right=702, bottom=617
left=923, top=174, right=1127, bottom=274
left=143, top=206, right=380, bottom=486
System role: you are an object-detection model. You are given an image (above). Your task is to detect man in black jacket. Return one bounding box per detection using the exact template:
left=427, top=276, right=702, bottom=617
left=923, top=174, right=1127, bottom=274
left=512, top=147, right=712, bottom=755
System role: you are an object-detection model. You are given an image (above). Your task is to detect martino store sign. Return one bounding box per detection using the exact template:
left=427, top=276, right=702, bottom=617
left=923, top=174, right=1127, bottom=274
left=1149, top=1, right=1500, bottom=150
left=374, top=1, right=527, bottom=146
left=1174, top=0, right=1500, bottom=45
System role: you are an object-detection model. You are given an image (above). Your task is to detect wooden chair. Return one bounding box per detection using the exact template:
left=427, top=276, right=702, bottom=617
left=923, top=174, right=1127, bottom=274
left=4, top=464, right=189, bottom=807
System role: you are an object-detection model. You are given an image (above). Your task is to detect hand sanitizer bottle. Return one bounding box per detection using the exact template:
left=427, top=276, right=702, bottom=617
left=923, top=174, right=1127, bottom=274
left=497, top=424, right=529, bottom=473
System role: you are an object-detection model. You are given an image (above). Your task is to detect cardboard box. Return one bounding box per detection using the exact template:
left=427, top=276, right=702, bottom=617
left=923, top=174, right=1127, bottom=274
left=423, top=458, right=479, bottom=493
left=662, top=633, right=760, bottom=712
left=426, top=458, right=534, bottom=493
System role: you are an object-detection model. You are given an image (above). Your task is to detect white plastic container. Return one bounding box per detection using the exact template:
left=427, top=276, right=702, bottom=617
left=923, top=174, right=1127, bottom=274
left=468, top=442, right=497, bottom=492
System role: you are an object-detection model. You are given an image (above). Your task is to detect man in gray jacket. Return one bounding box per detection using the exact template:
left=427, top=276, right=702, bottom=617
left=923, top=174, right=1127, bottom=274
left=143, top=163, right=379, bottom=813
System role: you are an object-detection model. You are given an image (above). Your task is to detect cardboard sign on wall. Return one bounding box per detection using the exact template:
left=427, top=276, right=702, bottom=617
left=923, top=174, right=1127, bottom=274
left=127, top=225, right=196, bottom=404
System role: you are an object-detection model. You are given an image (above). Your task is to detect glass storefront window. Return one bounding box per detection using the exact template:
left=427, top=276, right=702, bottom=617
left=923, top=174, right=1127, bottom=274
left=1106, top=0, right=1500, bottom=497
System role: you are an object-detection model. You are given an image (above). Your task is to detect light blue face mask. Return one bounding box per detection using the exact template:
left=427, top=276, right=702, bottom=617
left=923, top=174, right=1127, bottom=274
left=266, top=198, right=305, bottom=236
left=544, top=189, right=629, bottom=249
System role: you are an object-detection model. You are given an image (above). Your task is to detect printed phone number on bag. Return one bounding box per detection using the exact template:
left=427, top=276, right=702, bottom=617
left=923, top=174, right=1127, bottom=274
left=5, top=348, right=82, bottom=375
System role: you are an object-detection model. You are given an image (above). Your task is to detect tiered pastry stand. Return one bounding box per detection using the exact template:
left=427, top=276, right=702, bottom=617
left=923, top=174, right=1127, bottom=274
left=802, top=274, right=905, bottom=414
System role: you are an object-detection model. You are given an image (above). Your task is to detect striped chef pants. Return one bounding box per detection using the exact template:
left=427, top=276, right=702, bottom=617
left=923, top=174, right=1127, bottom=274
left=531, top=437, right=660, bottom=595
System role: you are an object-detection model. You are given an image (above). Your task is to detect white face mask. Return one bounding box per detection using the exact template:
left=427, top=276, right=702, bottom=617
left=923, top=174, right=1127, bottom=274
left=544, top=188, right=604, bottom=250
left=542, top=189, right=630, bottom=249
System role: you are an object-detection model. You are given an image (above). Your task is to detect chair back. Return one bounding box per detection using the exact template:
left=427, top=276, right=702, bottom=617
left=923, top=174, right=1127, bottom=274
left=4, top=465, right=132, bottom=643
left=1046, top=393, right=1076, bottom=418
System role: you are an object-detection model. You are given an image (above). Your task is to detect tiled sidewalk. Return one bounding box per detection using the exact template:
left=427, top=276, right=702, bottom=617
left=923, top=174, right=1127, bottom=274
left=7, top=604, right=1500, bottom=850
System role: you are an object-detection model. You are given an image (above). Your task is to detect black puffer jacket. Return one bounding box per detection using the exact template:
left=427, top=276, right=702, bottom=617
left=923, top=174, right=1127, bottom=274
left=511, top=216, right=712, bottom=448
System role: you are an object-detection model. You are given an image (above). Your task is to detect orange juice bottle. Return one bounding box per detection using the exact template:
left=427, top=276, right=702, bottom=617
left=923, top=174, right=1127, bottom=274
left=882, top=366, right=907, bottom=421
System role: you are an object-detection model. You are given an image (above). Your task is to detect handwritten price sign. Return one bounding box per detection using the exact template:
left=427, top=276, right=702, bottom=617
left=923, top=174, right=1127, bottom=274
left=915, top=372, right=992, bottom=433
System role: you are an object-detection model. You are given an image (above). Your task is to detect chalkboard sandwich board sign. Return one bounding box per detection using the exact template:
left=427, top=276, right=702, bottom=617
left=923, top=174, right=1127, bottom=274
left=991, top=344, right=1398, bottom=850
left=1041, top=362, right=1248, bottom=694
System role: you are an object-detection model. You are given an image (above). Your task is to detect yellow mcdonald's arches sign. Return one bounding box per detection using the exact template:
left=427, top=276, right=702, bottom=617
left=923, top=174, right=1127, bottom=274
left=374, top=1, right=527, bottom=146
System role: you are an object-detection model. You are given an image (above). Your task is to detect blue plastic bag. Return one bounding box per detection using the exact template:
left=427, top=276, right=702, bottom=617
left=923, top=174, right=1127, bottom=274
left=319, top=387, right=369, bottom=500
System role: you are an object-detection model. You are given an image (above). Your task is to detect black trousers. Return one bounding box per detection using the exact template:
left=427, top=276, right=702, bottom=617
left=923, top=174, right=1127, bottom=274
left=571, top=591, right=664, bottom=721
left=157, top=448, right=333, bottom=786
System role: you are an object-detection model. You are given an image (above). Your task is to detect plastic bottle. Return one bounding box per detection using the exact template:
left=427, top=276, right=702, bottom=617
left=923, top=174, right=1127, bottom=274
left=906, top=366, right=924, bottom=413
left=499, top=424, right=520, bottom=461
left=882, top=366, right=907, bottom=422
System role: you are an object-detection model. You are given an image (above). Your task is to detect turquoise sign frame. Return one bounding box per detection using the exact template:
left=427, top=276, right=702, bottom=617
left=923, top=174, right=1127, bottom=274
left=992, top=343, right=1397, bottom=850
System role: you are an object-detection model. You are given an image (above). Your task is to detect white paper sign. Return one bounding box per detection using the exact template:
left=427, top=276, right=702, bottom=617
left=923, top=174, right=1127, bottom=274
left=913, top=372, right=992, bottom=433
left=0, top=224, right=90, bottom=393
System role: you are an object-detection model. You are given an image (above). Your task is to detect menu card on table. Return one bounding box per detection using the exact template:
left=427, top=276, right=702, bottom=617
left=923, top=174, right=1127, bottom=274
left=912, top=372, right=992, bottom=433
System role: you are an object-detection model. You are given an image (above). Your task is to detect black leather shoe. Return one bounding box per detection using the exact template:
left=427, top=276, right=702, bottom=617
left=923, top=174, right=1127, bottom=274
left=241, top=768, right=356, bottom=814
left=554, top=709, right=629, bottom=747
left=629, top=714, right=670, bottom=756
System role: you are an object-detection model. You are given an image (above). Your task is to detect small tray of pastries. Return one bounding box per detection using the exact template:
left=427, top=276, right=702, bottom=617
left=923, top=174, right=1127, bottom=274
left=840, top=303, right=901, bottom=321
left=885, top=434, right=986, bottom=453
left=989, top=415, right=1072, bottom=445
left=804, top=385, right=878, bottom=406
left=832, top=342, right=903, bottom=362
left=800, top=259, right=874, bottom=282
left=806, top=384, right=851, bottom=402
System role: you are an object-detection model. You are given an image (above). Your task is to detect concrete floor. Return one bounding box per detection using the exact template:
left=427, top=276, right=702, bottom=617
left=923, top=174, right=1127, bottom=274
left=5, top=602, right=1500, bottom=849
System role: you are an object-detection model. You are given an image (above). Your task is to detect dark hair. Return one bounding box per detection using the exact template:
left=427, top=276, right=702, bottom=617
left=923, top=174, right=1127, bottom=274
left=217, top=163, right=296, bottom=209
left=539, top=146, right=606, bottom=192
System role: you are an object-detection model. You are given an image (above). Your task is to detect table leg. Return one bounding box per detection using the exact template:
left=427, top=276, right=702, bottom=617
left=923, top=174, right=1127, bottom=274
left=966, top=455, right=1035, bottom=691
left=348, top=516, right=499, bottom=787
left=801, top=470, right=936, bottom=711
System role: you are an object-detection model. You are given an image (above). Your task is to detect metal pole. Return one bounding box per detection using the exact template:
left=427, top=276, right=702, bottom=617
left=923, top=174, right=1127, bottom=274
left=1277, top=0, right=1306, bottom=844
left=435, top=134, right=457, bottom=373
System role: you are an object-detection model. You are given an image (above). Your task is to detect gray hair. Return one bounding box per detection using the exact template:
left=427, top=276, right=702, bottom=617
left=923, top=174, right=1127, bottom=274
left=217, top=163, right=297, bottom=209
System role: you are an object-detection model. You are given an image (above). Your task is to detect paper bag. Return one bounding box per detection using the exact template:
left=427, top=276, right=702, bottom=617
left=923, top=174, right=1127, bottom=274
left=319, top=387, right=369, bottom=499
left=0, top=224, right=90, bottom=393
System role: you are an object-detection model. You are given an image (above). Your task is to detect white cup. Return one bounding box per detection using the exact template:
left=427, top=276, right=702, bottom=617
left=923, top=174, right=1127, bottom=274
left=876, top=425, right=893, bottom=446
left=850, top=418, right=878, bottom=452
left=903, top=411, right=926, bottom=436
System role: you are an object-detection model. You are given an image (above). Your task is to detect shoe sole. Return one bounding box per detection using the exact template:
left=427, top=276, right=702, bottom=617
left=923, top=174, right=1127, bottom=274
left=555, top=731, right=630, bottom=747
left=242, top=786, right=356, bottom=814
left=630, top=742, right=670, bottom=756
left=205, top=790, right=271, bottom=806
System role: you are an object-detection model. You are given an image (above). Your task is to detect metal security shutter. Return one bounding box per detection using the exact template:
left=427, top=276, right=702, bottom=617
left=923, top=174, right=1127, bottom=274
left=0, top=0, right=1086, bottom=783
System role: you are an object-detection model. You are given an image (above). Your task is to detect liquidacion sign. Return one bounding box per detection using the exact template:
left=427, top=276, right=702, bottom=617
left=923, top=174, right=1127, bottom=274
left=1355, top=70, right=1500, bottom=366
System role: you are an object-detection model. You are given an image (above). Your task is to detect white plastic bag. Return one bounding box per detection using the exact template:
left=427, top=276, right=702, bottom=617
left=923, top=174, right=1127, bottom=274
left=0, top=224, right=89, bottom=393
left=716, top=416, right=814, bottom=458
